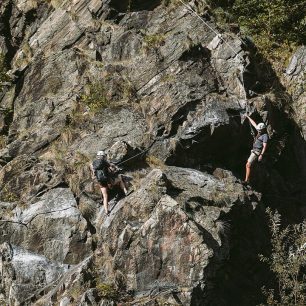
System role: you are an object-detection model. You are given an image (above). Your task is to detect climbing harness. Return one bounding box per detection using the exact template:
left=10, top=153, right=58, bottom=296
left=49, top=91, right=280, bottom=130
left=102, top=2, right=254, bottom=168
left=75, top=138, right=158, bottom=199
left=16, top=2, right=258, bottom=206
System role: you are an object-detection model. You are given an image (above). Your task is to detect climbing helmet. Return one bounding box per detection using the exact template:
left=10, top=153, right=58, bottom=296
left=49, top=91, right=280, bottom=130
left=97, top=150, right=106, bottom=157
left=256, top=123, right=266, bottom=131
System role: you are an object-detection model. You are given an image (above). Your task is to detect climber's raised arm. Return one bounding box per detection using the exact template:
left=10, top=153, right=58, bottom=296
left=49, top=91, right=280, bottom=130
left=246, top=115, right=257, bottom=129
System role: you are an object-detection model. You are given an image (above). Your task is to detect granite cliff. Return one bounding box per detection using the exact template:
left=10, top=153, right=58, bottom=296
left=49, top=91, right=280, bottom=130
left=0, top=0, right=305, bottom=305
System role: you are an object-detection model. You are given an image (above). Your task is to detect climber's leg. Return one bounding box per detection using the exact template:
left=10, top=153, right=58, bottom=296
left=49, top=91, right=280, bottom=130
left=100, top=185, right=109, bottom=215
left=244, top=152, right=258, bottom=183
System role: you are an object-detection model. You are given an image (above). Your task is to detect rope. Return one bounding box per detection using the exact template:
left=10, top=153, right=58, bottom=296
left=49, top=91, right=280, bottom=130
left=177, top=0, right=245, bottom=63
left=178, top=0, right=255, bottom=139
left=116, top=146, right=151, bottom=166
left=87, top=1, right=252, bottom=178
left=28, top=2, right=256, bottom=203
left=99, top=113, right=246, bottom=171
left=75, top=138, right=159, bottom=198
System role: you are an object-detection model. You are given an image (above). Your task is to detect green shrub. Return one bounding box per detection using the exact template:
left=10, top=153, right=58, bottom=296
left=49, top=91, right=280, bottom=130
left=120, top=80, right=135, bottom=101
left=96, top=282, right=119, bottom=300
left=68, top=284, right=82, bottom=302
left=259, top=208, right=306, bottom=305
left=233, top=0, right=305, bottom=44
left=207, top=0, right=306, bottom=73
left=80, top=82, right=110, bottom=111
left=143, top=34, right=165, bottom=49
left=208, top=0, right=306, bottom=44
left=0, top=185, right=19, bottom=202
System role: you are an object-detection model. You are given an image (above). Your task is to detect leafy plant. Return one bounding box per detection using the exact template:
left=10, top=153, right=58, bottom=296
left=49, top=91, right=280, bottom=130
left=68, top=284, right=82, bottom=302
left=80, top=82, right=110, bottom=112
left=0, top=185, right=19, bottom=202
left=96, top=282, right=119, bottom=300
left=207, top=0, right=306, bottom=74
left=160, top=74, right=175, bottom=83
left=259, top=208, right=306, bottom=305
left=234, top=0, right=305, bottom=44
left=143, top=34, right=165, bottom=49
left=162, top=0, right=181, bottom=7
left=120, top=80, right=135, bottom=101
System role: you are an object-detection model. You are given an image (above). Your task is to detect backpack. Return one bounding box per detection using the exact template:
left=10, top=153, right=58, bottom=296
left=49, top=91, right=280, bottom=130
left=92, top=159, right=108, bottom=182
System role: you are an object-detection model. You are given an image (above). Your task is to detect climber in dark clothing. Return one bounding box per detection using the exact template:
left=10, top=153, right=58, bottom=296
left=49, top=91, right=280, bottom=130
left=91, top=151, right=128, bottom=216
left=244, top=115, right=268, bottom=183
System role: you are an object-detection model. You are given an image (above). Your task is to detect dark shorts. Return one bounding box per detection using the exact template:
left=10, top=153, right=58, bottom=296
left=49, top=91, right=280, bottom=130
left=98, top=177, right=109, bottom=187
left=98, top=173, right=119, bottom=188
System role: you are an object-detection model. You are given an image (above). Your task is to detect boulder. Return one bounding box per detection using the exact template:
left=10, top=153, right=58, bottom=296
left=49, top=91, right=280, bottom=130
left=0, top=188, right=92, bottom=264
left=92, top=167, right=261, bottom=305
left=0, top=242, right=69, bottom=305
left=106, top=140, right=140, bottom=165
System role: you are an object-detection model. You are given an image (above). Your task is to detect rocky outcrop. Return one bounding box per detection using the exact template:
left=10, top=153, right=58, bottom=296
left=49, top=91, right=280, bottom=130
left=286, top=46, right=306, bottom=137
left=0, top=0, right=305, bottom=305
left=0, top=0, right=253, bottom=165
left=7, top=166, right=262, bottom=305
left=0, top=242, right=68, bottom=305
left=0, top=188, right=92, bottom=264
left=284, top=47, right=306, bottom=179
left=94, top=167, right=262, bottom=305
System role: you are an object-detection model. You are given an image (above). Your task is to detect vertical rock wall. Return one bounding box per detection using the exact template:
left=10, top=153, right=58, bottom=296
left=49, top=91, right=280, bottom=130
left=0, top=0, right=305, bottom=305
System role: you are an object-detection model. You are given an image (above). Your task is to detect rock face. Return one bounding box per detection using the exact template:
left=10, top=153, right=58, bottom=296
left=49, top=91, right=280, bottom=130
left=286, top=47, right=306, bottom=137
left=0, top=188, right=92, bottom=264
left=285, top=47, right=306, bottom=179
left=95, top=167, right=262, bottom=305
left=21, top=166, right=262, bottom=306
left=0, top=242, right=68, bottom=305
left=0, top=0, right=305, bottom=305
